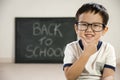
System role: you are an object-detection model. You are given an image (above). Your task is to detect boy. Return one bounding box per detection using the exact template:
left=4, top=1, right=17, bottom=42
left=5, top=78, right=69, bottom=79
left=63, top=3, right=116, bottom=80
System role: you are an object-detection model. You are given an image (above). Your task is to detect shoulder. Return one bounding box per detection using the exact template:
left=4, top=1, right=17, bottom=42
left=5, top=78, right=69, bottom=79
left=101, top=41, right=116, bottom=60
left=64, top=40, right=80, bottom=54
left=102, top=41, right=115, bottom=51
left=66, top=40, right=78, bottom=47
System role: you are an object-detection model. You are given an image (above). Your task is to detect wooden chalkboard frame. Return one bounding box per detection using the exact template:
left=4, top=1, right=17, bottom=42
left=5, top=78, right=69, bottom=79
left=15, top=17, right=76, bottom=63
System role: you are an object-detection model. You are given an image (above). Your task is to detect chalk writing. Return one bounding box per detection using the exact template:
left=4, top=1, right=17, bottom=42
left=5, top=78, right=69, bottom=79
left=25, top=45, right=64, bottom=58
left=33, top=22, right=63, bottom=37
left=25, top=22, right=64, bottom=58
left=38, top=36, right=53, bottom=46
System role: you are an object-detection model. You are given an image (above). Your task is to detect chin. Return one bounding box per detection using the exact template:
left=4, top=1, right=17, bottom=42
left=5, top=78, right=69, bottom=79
left=85, top=38, right=94, bottom=43
left=86, top=40, right=92, bottom=43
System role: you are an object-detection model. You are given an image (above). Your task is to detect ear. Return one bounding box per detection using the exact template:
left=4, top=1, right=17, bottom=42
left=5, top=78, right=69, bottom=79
left=74, top=24, right=80, bottom=40
left=74, top=24, right=78, bottom=34
left=102, top=26, right=108, bottom=35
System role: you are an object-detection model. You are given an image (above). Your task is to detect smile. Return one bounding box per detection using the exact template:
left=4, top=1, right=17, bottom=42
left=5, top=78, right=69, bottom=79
left=85, top=34, right=95, bottom=38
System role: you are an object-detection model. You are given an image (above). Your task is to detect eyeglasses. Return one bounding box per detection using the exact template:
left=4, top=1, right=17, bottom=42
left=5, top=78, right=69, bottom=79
left=76, top=22, right=105, bottom=32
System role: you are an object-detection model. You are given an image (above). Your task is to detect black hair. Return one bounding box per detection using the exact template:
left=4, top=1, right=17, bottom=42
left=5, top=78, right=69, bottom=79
left=75, top=3, right=109, bottom=25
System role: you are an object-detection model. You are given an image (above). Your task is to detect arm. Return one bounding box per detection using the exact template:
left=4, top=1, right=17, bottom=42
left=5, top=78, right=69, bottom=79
left=64, top=52, right=91, bottom=80
left=102, top=43, right=116, bottom=80
left=64, top=37, right=99, bottom=80
left=102, top=68, right=115, bottom=80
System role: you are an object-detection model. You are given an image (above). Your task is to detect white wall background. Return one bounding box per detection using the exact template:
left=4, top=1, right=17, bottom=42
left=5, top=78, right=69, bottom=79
left=0, top=0, right=120, bottom=63
left=0, top=0, right=120, bottom=80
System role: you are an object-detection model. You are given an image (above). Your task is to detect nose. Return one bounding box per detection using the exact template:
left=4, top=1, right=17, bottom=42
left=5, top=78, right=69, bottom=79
left=85, top=26, right=93, bottom=32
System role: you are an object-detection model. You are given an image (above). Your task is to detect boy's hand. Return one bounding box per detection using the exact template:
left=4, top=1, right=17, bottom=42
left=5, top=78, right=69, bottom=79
left=80, top=36, right=99, bottom=56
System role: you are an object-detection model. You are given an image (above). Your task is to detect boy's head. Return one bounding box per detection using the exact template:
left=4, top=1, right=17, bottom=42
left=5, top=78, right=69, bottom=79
left=75, top=3, right=109, bottom=25
left=74, top=3, right=109, bottom=43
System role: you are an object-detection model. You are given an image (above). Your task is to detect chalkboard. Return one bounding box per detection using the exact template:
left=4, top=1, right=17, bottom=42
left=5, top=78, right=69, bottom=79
left=15, top=17, right=76, bottom=63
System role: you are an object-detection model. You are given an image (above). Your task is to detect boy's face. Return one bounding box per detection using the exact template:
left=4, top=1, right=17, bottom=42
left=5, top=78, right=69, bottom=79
left=74, top=12, right=108, bottom=43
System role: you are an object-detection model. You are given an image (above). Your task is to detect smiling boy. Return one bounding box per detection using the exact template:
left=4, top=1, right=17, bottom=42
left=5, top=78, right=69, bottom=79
left=63, top=3, right=116, bottom=80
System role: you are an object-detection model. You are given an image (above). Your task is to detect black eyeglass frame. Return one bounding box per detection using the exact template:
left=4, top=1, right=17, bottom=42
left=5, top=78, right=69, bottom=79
left=76, top=22, right=106, bottom=32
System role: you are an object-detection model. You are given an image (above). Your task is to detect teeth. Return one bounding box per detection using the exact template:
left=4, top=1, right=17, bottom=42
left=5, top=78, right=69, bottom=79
left=85, top=34, right=93, bottom=37
left=85, top=34, right=92, bottom=36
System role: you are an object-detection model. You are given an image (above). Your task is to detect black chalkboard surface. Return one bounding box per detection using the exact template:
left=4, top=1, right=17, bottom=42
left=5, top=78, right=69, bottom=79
left=15, top=17, right=76, bottom=63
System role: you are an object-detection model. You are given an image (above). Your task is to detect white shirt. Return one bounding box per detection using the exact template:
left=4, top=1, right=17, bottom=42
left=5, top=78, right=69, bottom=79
left=63, top=40, right=116, bottom=80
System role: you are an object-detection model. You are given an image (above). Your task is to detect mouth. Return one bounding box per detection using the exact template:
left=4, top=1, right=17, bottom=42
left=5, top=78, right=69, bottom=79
left=85, top=34, right=95, bottom=39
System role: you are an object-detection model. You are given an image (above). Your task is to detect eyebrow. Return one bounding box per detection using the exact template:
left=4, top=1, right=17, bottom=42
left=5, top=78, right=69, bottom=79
left=79, top=21, right=103, bottom=24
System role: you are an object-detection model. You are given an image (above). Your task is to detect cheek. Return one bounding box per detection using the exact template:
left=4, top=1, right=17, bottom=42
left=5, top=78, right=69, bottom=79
left=95, top=32, right=103, bottom=38
left=76, top=30, right=84, bottom=37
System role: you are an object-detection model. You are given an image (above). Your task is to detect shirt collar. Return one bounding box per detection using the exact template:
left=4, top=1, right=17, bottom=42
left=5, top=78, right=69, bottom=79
left=78, top=39, right=102, bottom=50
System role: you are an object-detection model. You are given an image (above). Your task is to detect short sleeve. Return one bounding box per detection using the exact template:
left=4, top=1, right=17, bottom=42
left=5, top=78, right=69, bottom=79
left=63, top=44, right=76, bottom=64
left=104, top=43, right=116, bottom=70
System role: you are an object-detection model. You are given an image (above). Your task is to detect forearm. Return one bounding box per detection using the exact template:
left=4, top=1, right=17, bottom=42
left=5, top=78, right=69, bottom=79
left=102, top=76, right=114, bottom=80
left=102, top=68, right=115, bottom=80
left=65, top=53, right=90, bottom=80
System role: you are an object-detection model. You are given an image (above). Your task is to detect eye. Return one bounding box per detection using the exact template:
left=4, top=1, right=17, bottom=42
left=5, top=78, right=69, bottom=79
left=80, top=23, right=88, bottom=26
left=93, top=24, right=103, bottom=27
left=93, top=24, right=100, bottom=27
